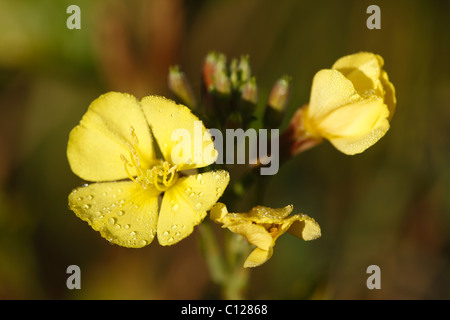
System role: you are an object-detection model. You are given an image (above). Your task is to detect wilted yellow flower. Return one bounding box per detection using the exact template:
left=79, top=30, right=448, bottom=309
left=67, top=92, right=229, bottom=248
left=303, top=52, right=396, bottom=155
left=211, top=203, right=321, bottom=268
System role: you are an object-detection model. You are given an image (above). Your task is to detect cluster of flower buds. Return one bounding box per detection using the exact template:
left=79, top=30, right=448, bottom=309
left=201, top=52, right=258, bottom=129
left=168, top=51, right=291, bottom=132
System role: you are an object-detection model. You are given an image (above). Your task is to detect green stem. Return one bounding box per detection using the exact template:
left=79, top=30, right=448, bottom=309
left=222, top=233, right=251, bottom=299
left=198, top=221, right=227, bottom=285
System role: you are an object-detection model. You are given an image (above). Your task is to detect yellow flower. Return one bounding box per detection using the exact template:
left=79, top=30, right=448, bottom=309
left=210, top=203, right=321, bottom=268
left=303, top=52, right=396, bottom=155
left=67, top=92, right=230, bottom=248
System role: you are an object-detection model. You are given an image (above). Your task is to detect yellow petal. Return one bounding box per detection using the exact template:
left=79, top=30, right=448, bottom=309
left=67, top=92, right=155, bottom=182
left=332, top=52, right=382, bottom=93
left=68, top=181, right=160, bottom=248
left=140, top=95, right=217, bottom=171
left=288, top=214, right=321, bottom=241
left=210, top=202, right=228, bottom=223
left=318, top=97, right=389, bottom=138
left=248, top=205, right=293, bottom=221
left=244, top=247, right=273, bottom=268
left=308, top=69, right=360, bottom=122
left=380, top=70, right=396, bottom=120
left=321, top=99, right=390, bottom=155
left=157, top=170, right=230, bottom=246
left=333, top=53, right=396, bottom=120
left=227, top=222, right=273, bottom=251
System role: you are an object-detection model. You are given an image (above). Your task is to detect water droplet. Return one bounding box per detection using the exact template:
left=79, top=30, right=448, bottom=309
left=139, top=240, right=147, bottom=246
left=117, top=188, right=122, bottom=193
left=108, top=217, right=116, bottom=226
left=185, top=187, right=192, bottom=193
left=114, top=224, right=121, bottom=230
left=102, top=192, right=107, bottom=197
left=172, top=224, right=177, bottom=229
left=195, top=203, right=202, bottom=210
left=129, top=231, right=137, bottom=238
left=77, top=197, right=83, bottom=201
left=82, top=204, right=91, bottom=210
left=172, top=204, right=180, bottom=211
left=175, top=232, right=181, bottom=237
left=117, top=210, right=125, bottom=216
left=86, top=195, right=93, bottom=200
left=94, top=211, right=102, bottom=216
left=170, top=113, right=174, bottom=118
left=124, top=224, right=130, bottom=229
left=196, top=174, right=202, bottom=182
left=189, top=192, right=195, bottom=197
left=181, top=225, right=186, bottom=229
left=163, top=231, right=169, bottom=237
left=168, top=237, right=174, bottom=243
left=198, top=192, right=203, bottom=197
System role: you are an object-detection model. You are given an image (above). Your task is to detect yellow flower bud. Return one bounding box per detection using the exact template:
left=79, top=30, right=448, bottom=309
left=304, top=52, right=396, bottom=155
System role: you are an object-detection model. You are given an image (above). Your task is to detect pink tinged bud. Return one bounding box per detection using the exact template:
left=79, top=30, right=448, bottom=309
left=202, top=52, right=218, bottom=92
left=268, top=75, right=291, bottom=113
left=168, top=66, right=197, bottom=108
left=241, top=77, right=258, bottom=104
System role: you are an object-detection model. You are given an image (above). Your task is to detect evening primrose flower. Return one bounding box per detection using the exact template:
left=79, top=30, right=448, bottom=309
left=211, top=203, right=321, bottom=268
left=303, top=52, right=396, bottom=155
left=67, top=92, right=229, bottom=248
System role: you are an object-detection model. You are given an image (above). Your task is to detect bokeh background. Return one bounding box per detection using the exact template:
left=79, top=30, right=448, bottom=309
left=1, top=0, right=449, bottom=299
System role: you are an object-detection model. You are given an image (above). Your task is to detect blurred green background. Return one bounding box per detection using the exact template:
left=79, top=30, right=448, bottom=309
left=1, top=0, right=449, bottom=299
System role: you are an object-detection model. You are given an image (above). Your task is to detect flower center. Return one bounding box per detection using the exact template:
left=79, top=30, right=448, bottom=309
left=267, top=223, right=281, bottom=238
left=120, top=127, right=178, bottom=191
left=137, top=161, right=179, bottom=192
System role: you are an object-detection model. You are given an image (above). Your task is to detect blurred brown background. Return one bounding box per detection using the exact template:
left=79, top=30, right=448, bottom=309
left=0, top=0, right=449, bottom=299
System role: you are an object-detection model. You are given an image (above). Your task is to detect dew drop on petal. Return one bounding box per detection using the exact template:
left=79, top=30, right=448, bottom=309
left=108, top=217, right=116, bottom=226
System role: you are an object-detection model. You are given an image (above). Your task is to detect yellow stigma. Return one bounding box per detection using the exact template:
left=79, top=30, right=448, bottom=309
left=141, top=161, right=179, bottom=192
left=121, top=126, right=178, bottom=191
